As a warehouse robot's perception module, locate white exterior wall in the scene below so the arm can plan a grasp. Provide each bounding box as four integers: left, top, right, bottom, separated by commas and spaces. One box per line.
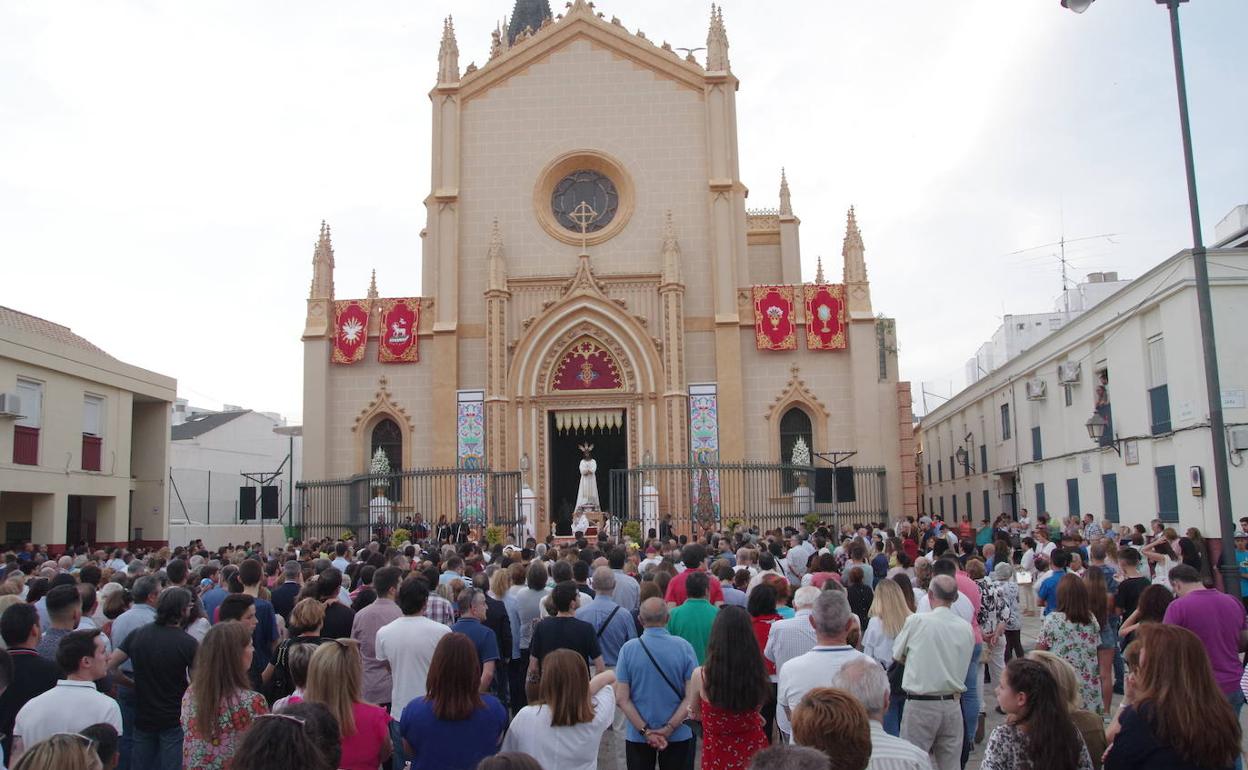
169, 411, 302, 526
923, 248, 1248, 534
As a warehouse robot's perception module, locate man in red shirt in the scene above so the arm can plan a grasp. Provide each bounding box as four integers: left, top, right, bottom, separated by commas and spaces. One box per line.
664, 544, 724, 607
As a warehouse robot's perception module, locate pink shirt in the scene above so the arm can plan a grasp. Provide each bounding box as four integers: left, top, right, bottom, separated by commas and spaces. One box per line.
286, 697, 391, 770
956, 571, 984, 645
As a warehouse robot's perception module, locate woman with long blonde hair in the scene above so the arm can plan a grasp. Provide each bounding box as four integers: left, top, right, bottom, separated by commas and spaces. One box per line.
303, 638, 392, 770
181, 621, 267, 770
861, 578, 912, 736
11, 733, 102, 770
501, 648, 616, 770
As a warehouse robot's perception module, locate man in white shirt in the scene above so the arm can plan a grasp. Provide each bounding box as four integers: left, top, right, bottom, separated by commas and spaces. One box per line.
12, 629, 122, 761
374, 578, 451, 718
785, 533, 816, 584
764, 586, 818, 675
776, 590, 871, 743
833, 657, 934, 770
892, 576, 974, 770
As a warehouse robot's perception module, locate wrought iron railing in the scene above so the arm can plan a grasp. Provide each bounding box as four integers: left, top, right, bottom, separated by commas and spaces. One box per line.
608, 462, 889, 536
295, 468, 523, 543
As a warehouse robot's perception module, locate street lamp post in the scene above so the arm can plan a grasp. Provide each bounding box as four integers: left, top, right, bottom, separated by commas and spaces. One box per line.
1064, 0, 1238, 596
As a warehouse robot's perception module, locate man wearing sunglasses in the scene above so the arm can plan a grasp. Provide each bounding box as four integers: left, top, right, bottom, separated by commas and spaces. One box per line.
11, 629, 120, 762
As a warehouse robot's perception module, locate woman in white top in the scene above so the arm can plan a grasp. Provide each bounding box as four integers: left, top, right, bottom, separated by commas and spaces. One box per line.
861, 578, 912, 737
501, 649, 616, 770
1139, 538, 1177, 590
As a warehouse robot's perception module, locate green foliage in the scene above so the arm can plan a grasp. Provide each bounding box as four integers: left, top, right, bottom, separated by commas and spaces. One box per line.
724, 517, 744, 533
622, 520, 642, 542
485, 525, 505, 547
340, 529, 356, 542
803, 512, 821, 532
390, 528, 412, 548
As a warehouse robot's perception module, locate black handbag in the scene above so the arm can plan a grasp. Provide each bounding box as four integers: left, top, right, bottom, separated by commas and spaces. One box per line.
885, 660, 906, 695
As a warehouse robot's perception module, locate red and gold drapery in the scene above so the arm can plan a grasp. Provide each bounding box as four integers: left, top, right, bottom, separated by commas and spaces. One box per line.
377, 298, 420, 363
803, 283, 847, 350
331, 300, 371, 364
752, 285, 797, 350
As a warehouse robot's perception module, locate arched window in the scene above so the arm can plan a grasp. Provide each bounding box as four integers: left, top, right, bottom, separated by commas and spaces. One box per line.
779, 408, 813, 490
370, 418, 403, 501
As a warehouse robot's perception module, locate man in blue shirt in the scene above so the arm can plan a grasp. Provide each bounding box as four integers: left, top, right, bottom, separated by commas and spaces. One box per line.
1036, 549, 1071, 615
450, 586, 500, 692
200, 564, 236, 623
616, 597, 698, 770
575, 567, 637, 667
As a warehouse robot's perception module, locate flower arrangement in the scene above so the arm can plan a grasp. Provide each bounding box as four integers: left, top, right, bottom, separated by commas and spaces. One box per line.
370, 447, 392, 480
390, 528, 411, 548
340, 529, 356, 542
622, 520, 642, 542
790, 436, 811, 468
485, 525, 505, 547
724, 517, 744, 533
804, 512, 821, 533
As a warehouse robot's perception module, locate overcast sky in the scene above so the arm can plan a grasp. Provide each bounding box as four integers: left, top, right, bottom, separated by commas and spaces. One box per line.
3, 1, 1245, 423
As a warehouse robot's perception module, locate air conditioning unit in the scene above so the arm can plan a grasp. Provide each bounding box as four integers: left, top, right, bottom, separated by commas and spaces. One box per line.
1058, 362, 1082, 384
1231, 427, 1248, 452
0, 392, 20, 418
1025, 379, 1047, 401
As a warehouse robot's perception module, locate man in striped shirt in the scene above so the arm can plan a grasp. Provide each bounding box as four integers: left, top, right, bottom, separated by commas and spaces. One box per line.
833, 657, 933, 770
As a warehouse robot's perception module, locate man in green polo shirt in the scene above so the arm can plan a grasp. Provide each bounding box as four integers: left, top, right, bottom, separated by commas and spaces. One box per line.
667, 571, 718, 663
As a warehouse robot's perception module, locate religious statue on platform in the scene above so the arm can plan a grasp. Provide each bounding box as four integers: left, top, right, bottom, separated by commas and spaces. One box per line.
575, 442, 600, 512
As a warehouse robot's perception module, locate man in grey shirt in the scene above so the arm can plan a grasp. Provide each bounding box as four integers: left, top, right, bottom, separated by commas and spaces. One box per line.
108, 575, 159, 770
607, 547, 640, 612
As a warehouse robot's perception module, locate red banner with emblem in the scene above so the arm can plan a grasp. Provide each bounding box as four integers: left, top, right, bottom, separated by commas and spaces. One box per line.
752, 285, 797, 350
331, 300, 371, 364
377, 298, 420, 363
804, 283, 847, 350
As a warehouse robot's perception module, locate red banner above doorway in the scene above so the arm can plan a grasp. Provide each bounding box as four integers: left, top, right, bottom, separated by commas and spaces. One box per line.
377, 298, 420, 363
752, 285, 797, 350
331, 300, 371, 364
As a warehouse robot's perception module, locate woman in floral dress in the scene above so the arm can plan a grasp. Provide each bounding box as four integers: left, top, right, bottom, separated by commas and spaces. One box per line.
690, 606, 771, 769
1035, 574, 1102, 716
182, 620, 268, 769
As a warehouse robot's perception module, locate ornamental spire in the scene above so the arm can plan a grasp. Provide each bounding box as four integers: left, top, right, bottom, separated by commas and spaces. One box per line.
438, 16, 459, 84
507, 0, 552, 45
778, 168, 792, 217
309, 220, 335, 300
706, 4, 730, 72
815, 255, 825, 284
843, 206, 867, 284
487, 219, 507, 293
367, 269, 378, 300
661, 210, 682, 286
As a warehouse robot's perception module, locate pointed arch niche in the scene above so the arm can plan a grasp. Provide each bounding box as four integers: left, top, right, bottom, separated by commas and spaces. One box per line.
507, 269, 667, 528
766, 364, 830, 466
353, 375, 414, 473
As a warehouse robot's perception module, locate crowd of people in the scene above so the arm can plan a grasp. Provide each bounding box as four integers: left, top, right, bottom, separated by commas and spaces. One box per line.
0, 506, 1242, 770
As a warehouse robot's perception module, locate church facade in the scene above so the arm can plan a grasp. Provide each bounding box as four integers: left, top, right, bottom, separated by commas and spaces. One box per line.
301, 0, 916, 532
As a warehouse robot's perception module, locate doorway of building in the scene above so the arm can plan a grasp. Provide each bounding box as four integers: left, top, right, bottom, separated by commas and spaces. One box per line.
548, 411, 627, 533
67, 495, 98, 547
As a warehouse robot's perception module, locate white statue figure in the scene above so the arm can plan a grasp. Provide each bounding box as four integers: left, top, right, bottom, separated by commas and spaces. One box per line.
575, 441, 600, 514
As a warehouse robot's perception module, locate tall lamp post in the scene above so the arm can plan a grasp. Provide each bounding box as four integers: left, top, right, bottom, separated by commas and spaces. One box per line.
1063, 0, 1238, 596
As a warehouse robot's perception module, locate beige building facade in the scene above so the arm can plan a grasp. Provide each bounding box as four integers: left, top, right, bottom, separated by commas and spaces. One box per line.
301, 1, 913, 532
0, 307, 175, 552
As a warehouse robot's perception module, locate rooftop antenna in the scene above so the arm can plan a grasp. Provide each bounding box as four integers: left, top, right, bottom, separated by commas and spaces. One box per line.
1003, 230, 1118, 320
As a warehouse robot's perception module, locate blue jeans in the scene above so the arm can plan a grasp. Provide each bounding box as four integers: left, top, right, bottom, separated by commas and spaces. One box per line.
389, 716, 407, 770
1228, 690, 1245, 770
883, 691, 905, 736
960, 643, 982, 769
133, 726, 183, 770
116, 685, 136, 770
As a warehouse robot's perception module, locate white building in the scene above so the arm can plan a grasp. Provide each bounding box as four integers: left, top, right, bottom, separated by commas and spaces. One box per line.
921, 246, 1248, 535
168, 402, 302, 548
966, 272, 1132, 387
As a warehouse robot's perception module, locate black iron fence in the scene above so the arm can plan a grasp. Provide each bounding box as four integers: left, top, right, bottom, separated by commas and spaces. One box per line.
608, 463, 889, 536
295, 468, 523, 543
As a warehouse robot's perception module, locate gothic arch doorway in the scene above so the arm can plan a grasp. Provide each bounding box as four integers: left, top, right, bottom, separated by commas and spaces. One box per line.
370, 418, 403, 474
